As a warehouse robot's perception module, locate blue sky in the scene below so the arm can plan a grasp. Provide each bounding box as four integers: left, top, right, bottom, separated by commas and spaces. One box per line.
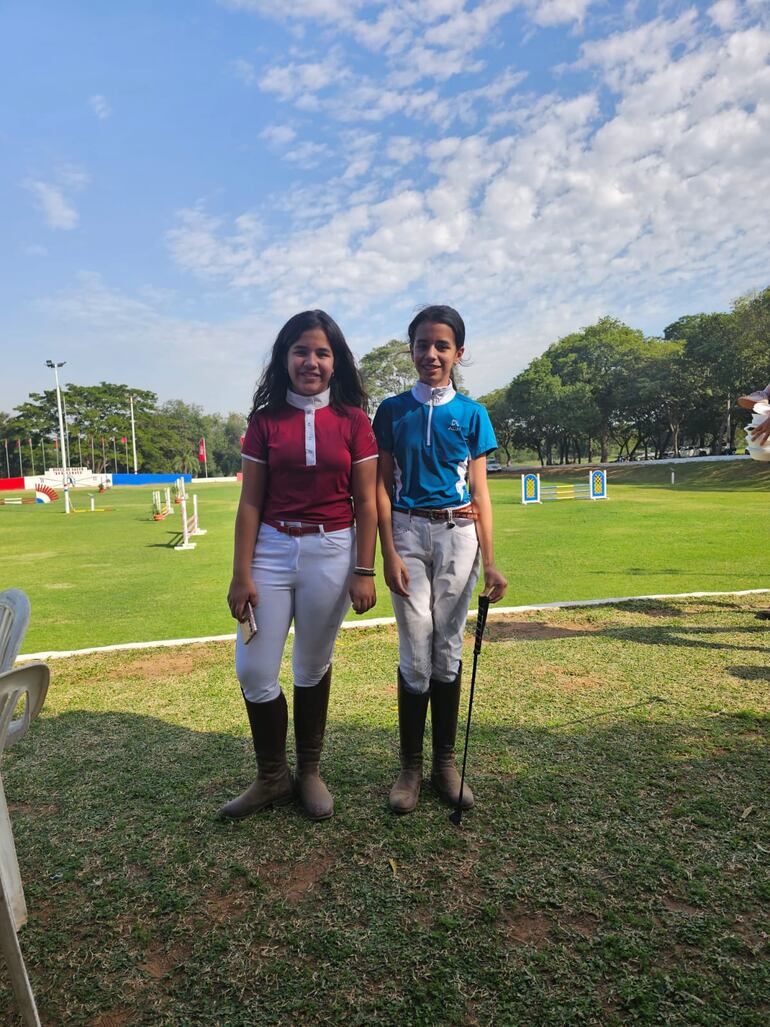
2, 0, 769, 416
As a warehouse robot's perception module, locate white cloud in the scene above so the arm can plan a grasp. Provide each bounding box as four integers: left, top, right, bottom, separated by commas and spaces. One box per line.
169, 8, 770, 395
260, 123, 298, 146
40, 271, 279, 412
232, 58, 258, 85
24, 181, 79, 230
259, 56, 342, 103
708, 0, 739, 31
283, 140, 332, 164
89, 94, 111, 120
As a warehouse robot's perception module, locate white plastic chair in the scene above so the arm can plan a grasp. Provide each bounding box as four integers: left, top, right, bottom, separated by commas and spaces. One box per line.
0, 626, 48, 1025
0, 589, 31, 673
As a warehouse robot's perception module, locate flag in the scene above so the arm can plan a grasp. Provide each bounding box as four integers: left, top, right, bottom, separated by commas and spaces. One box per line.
54, 438, 58, 449
15, 439, 20, 448
198, 437, 206, 462
121, 436, 127, 444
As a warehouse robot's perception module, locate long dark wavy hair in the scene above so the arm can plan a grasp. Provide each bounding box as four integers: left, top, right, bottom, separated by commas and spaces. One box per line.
249, 310, 368, 419
408, 305, 466, 388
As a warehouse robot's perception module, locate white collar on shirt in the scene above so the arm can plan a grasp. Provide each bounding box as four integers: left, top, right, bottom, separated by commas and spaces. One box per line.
411, 381, 456, 407
286, 387, 331, 411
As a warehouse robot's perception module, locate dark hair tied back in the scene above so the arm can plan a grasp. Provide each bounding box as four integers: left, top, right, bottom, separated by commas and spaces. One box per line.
249, 310, 368, 419
407, 305, 466, 351
408, 305, 466, 388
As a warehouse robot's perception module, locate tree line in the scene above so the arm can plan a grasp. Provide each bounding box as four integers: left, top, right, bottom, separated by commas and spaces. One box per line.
0, 383, 246, 477
479, 287, 770, 465
2, 286, 768, 476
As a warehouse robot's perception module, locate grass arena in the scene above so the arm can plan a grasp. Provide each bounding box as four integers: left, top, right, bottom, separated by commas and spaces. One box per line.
2, 459, 769, 1025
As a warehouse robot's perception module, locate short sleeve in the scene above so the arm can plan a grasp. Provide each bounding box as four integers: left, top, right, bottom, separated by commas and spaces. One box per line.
469, 405, 498, 458
372, 401, 394, 452
241, 414, 268, 463
350, 408, 378, 464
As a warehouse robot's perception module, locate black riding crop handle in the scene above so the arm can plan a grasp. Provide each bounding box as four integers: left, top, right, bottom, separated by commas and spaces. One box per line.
473, 594, 490, 653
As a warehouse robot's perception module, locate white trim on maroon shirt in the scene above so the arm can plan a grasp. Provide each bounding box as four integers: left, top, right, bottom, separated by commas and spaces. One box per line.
285, 386, 330, 467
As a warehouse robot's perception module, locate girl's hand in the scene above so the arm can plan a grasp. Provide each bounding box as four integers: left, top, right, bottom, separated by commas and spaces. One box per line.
384, 554, 410, 597
228, 576, 258, 621
482, 565, 508, 603
349, 575, 376, 615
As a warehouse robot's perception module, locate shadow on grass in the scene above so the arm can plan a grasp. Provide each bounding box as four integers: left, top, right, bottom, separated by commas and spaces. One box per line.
727, 665, 770, 683
2, 703, 769, 1026
487, 611, 769, 654
606, 461, 770, 492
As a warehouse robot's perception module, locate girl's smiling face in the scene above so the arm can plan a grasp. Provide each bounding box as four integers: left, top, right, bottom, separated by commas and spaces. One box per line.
285, 329, 335, 396
411, 321, 463, 388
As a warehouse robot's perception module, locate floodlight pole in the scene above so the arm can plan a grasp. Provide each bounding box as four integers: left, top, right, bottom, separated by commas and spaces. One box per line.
46, 360, 70, 513
129, 393, 138, 473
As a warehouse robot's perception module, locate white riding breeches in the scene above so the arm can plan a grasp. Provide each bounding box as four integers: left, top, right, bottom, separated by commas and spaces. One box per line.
235, 523, 355, 704
390, 511, 480, 695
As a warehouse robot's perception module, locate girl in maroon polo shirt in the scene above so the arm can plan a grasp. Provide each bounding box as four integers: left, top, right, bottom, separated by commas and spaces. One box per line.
219, 310, 378, 821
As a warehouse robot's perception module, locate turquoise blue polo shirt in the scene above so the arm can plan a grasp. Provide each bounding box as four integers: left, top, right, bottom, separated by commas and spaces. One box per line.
372, 383, 497, 510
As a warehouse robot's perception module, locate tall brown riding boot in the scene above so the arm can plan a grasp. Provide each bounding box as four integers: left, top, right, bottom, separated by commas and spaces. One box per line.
217, 692, 294, 819
389, 669, 430, 814
430, 665, 474, 810
294, 666, 334, 820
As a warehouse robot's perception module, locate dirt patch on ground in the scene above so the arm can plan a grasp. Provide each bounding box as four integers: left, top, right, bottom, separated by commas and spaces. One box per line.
261, 852, 337, 903
140, 943, 192, 980
661, 896, 700, 915
504, 911, 552, 945
203, 887, 250, 924
8, 801, 59, 815
530, 662, 605, 690
91, 1009, 133, 1027
486, 619, 599, 642
562, 914, 600, 938
103, 651, 205, 681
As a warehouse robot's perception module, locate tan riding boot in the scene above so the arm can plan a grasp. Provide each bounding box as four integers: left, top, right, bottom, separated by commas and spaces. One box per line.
217, 692, 294, 819
389, 669, 430, 814
294, 666, 334, 821
430, 665, 474, 810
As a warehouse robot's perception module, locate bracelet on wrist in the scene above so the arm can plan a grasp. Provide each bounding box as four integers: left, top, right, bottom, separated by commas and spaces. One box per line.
353, 567, 376, 577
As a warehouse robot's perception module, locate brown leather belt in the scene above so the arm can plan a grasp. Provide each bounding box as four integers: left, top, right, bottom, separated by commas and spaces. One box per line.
405, 505, 477, 522
266, 519, 324, 536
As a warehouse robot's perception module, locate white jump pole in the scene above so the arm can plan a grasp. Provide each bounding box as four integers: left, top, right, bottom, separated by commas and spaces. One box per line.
174, 497, 196, 550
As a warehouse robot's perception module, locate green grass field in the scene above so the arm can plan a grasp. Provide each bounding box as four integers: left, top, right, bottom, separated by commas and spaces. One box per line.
2, 599, 768, 1025
1, 460, 769, 652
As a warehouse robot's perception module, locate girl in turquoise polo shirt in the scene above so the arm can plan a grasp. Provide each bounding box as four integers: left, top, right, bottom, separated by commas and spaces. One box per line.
373, 305, 507, 815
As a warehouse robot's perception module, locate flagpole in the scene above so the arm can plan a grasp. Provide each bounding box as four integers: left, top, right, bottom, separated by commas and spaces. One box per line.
129, 394, 138, 473
16, 440, 22, 475
3, 439, 9, 477
28, 438, 35, 476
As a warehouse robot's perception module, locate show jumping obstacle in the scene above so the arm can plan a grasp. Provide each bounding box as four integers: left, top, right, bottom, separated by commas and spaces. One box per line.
174, 495, 207, 550
152, 488, 173, 521
521, 469, 608, 505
